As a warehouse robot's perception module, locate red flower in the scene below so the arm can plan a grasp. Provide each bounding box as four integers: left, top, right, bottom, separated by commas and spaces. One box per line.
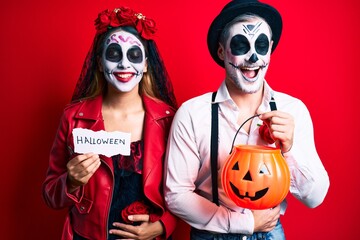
121, 201, 150, 224
95, 9, 112, 34
135, 16, 157, 40
259, 121, 276, 144
94, 7, 156, 39
115, 7, 136, 26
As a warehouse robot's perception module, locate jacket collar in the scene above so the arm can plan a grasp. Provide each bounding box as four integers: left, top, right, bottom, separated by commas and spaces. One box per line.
73, 96, 103, 121
143, 95, 175, 120
73, 94, 175, 121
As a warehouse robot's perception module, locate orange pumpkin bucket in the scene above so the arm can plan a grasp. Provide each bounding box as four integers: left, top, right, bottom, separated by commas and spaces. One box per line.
221, 115, 290, 210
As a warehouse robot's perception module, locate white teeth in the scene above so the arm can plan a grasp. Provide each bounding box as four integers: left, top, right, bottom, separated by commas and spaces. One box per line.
116, 73, 133, 78
241, 66, 260, 71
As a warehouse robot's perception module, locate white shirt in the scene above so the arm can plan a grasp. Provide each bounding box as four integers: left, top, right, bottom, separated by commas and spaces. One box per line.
164, 80, 329, 234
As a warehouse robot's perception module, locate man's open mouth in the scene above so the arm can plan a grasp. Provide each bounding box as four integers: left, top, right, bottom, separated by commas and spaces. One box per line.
240, 66, 260, 79
228, 62, 262, 81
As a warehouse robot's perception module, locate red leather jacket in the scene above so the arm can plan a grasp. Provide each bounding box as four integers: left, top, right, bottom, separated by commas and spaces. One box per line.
42, 95, 177, 240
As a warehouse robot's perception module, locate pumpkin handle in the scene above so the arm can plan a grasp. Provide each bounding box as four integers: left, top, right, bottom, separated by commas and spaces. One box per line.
229, 114, 260, 154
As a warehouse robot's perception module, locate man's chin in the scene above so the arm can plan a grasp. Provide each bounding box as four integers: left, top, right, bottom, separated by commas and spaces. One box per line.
238, 79, 263, 94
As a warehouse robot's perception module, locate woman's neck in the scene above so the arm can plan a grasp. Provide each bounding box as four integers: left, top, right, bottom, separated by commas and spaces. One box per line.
102, 85, 145, 140
103, 85, 143, 113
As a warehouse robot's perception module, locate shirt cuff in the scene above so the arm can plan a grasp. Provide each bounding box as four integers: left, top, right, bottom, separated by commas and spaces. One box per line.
228, 208, 254, 235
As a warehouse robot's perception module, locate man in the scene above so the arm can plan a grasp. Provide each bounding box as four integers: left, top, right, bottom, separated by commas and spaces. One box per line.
164, 0, 329, 239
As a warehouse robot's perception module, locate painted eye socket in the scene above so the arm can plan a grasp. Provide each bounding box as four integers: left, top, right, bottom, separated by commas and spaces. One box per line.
230, 34, 250, 56
105, 43, 122, 62
127, 46, 143, 63
259, 164, 270, 175
255, 33, 270, 55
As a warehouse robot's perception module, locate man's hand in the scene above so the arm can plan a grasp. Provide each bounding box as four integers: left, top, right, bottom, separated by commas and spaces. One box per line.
252, 205, 281, 232
259, 111, 294, 153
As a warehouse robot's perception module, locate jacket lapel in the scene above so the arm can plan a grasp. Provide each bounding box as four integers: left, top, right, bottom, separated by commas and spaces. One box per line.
142, 96, 174, 188
73, 96, 114, 170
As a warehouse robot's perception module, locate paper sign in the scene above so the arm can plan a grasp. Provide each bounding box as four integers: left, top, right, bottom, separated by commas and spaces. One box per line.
72, 128, 131, 157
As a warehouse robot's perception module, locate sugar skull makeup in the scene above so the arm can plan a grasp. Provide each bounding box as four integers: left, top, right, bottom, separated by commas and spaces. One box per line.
101, 29, 146, 93
221, 19, 273, 93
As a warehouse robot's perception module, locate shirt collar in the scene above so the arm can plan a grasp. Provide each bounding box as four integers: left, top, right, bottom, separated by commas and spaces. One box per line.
260, 80, 275, 112
216, 79, 275, 111
216, 80, 232, 103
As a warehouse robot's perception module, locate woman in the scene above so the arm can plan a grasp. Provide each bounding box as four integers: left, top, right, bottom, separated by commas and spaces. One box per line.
42, 7, 177, 240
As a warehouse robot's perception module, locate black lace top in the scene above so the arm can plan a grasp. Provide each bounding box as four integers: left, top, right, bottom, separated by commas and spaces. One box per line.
74, 140, 149, 240
108, 140, 149, 239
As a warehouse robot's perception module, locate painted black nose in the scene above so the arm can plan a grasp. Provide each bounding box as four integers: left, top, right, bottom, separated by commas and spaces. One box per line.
249, 53, 258, 63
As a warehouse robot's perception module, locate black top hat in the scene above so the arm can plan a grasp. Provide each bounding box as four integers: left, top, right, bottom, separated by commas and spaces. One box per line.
207, 0, 282, 67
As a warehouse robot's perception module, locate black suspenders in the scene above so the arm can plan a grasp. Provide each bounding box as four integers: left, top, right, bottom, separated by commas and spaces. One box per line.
269, 96, 277, 111
210, 92, 277, 205
210, 92, 219, 205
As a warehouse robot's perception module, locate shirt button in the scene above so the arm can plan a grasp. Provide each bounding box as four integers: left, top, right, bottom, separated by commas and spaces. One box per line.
79, 206, 85, 211
165, 110, 170, 114
79, 112, 84, 116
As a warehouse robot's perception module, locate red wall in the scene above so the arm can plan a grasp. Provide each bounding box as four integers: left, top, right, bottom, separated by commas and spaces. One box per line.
1, 0, 359, 239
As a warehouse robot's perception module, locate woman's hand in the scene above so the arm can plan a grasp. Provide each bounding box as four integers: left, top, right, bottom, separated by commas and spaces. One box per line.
259, 111, 294, 153
109, 214, 164, 240
66, 153, 101, 192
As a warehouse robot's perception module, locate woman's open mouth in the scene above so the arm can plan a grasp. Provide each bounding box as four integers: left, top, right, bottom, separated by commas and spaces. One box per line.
114, 72, 135, 83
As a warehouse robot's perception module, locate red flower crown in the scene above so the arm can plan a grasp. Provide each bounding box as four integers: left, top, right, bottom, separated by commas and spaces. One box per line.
94, 7, 157, 40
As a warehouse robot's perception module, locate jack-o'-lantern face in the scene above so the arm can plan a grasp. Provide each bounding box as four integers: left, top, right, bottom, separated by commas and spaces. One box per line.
229, 160, 270, 201
222, 145, 290, 209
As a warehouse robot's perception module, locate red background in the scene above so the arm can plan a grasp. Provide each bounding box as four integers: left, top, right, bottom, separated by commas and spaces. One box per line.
1, 0, 359, 239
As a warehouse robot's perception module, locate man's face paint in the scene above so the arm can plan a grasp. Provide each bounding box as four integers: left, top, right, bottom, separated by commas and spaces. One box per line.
222, 19, 273, 93
101, 30, 146, 93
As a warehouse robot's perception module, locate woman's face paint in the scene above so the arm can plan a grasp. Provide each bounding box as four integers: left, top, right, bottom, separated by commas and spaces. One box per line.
101, 30, 146, 93
223, 19, 273, 93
